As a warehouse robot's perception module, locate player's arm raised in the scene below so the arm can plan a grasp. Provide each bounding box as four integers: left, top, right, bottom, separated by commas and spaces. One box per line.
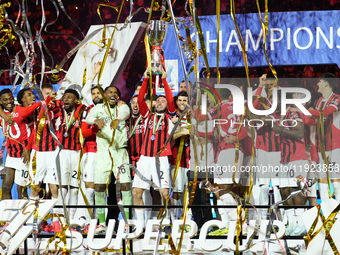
137, 72, 150, 117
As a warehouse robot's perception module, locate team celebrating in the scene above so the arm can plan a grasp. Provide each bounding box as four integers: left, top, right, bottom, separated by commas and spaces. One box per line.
0, 60, 339, 237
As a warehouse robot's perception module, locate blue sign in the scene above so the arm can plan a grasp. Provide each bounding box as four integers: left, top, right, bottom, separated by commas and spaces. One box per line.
162, 11, 340, 84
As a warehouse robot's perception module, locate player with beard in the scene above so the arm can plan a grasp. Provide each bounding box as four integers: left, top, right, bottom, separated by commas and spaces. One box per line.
52, 89, 85, 228
77, 62, 103, 228
81, 61, 102, 106
169, 91, 190, 222
128, 95, 157, 223
86, 85, 131, 234
25, 84, 63, 232
0, 88, 49, 200
78, 85, 103, 231
127, 95, 145, 167
308, 73, 340, 205
267, 90, 315, 236
251, 74, 282, 220
132, 69, 176, 229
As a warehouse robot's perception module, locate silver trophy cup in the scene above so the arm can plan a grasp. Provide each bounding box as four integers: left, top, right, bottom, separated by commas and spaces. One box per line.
147, 20, 169, 74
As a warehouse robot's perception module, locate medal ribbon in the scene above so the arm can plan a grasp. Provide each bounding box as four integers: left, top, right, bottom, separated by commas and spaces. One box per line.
129, 115, 142, 138
152, 114, 164, 136
317, 92, 334, 110
64, 109, 75, 133
279, 106, 292, 126
103, 104, 118, 119
180, 118, 188, 126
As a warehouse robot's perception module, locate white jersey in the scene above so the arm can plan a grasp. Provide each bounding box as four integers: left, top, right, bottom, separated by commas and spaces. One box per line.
86, 103, 130, 150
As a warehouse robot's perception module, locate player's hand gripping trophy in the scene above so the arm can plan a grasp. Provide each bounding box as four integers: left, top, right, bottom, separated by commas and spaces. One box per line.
146, 20, 169, 90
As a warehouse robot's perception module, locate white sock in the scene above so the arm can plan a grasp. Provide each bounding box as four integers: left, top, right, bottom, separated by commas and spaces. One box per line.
221, 193, 238, 221
332, 182, 340, 201
247, 194, 255, 221
259, 185, 269, 220
187, 209, 192, 221
61, 188, 68, 199
295, 208, 306, 228
273, 186, 284, 218
52, 197, 60, 223
30, 195, 39, 201
85, 188, 95, 205
57, 187, 68, 221
85, 187, 95, 219
68, 188, 79, 220
143, 189, 152, 221
259, 185, 270, 205
319, 182, 330, 202
170, 198, 180, 222
217, 199, 230, 228
285, 209, 296, 229
135, 209, 145, 228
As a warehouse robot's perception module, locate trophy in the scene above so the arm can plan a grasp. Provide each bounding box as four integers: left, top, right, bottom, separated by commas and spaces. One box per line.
147, 20, 169, 89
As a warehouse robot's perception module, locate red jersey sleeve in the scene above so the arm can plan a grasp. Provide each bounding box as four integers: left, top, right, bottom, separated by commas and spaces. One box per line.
252, 86, 264, 110
16, 102, 41, 118
138, 78, 150, 118
81, 121, 99, 138
309, 107, 337, 118
194, 105, 218, 122
304, 115, 317, 126
237, 126, 248, 140
162, 78, 176, 116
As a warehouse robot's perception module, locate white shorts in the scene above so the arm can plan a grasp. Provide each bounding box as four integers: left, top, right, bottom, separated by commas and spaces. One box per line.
170, 165, 189, 193
5, 156, 30, 186
94, 147, 131, 184
29, 149, 58, 185
81, 152, 95, 183
133, 155, 170, 190
256, 150, 281, 186
279, 160, 309, 188
56, 149, 81, 187
214, 149, 243, 185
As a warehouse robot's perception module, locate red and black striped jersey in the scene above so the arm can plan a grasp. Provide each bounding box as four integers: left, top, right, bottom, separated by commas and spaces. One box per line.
0, 103, 40, 157
280, 110, 308, 163
256, 111, 281, 153
194, 100, 230, 122
313, 93, 340, 152
171, 135, 190, 168
170, 111, 190, 168
215, 101, 247, 153
81, 104, 98, 154
56, 105, 84, 151
138, 74, 176, 157
140, 112, 175, 157
32, 100, 62, 152
126, 114, 146, 162
252, 87, 280, 152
